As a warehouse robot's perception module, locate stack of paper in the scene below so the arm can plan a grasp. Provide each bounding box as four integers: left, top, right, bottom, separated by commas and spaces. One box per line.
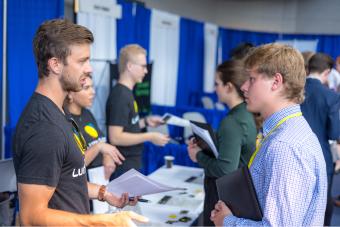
162, 113, 190, 127
107, 169, 183, 197
190, 122, 218, 158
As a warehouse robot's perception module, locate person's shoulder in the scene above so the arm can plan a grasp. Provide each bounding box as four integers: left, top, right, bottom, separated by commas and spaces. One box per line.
15, 120, 67, 150
273, 116, 315, 149
108, 84, 132, 101
82, 108, 94, 118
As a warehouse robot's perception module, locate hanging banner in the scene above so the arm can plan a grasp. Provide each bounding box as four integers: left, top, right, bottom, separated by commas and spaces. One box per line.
78, 0, 122, 18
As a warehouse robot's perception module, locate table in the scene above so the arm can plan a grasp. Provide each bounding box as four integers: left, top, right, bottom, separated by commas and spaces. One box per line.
137, 165, 204, 226
91, 165, 205, 226
142, 142, 198, 175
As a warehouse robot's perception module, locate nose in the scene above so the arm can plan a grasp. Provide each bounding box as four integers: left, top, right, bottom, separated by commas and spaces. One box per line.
241, 80, 249, 93
86, 61, 93, 74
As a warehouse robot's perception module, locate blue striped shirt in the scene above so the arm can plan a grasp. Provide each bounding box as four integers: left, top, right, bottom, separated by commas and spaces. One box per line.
224, 105, 327, 226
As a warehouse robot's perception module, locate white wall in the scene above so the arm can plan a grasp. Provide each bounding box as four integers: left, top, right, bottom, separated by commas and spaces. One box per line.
142, 0, 340, 34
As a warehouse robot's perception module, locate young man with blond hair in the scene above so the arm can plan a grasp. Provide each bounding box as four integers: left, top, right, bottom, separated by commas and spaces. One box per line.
106, 44, 169, 179
211, 43, 327, 226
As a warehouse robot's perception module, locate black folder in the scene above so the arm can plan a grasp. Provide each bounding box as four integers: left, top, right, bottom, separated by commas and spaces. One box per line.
215, 166, 263, 221
190, 121, 218, 158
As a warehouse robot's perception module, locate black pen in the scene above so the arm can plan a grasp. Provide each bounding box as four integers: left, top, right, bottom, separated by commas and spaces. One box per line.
128, 197, 150, 203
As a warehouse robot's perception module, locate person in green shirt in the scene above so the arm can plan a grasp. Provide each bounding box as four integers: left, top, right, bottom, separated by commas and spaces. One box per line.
187, 59, 257, 226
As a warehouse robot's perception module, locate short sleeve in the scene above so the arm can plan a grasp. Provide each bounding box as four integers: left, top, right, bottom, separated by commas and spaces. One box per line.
16, 122, 67, 187
106, 91, 130, 127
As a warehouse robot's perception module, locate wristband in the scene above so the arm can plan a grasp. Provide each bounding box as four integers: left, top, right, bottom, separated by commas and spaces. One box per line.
144, 117, 149, 127
98, 185, 106, 202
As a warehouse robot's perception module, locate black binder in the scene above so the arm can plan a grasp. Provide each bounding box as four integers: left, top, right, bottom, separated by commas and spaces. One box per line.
190, 121, 218, 158
215, 166, 263, 221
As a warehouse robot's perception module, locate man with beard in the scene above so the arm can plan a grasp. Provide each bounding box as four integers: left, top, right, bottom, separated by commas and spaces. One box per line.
12, 19, 147, 226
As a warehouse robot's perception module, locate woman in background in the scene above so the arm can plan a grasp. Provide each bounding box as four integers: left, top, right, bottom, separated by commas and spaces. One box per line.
187, 60, 257, 226
65, 77, 125, 179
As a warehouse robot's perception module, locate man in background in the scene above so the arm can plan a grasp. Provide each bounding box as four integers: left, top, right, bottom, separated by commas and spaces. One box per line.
301, 53, 340, 225
106, 44, 169, 179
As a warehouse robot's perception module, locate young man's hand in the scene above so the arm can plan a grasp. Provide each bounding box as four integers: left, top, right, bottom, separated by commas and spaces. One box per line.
210, 200, 232, 226
149, 132, 170, 146
145, 115, 164, 127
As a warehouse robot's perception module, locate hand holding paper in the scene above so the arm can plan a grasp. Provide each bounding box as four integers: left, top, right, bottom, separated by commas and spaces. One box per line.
190, 122, 218, 158
161, 113, 190, 127
106, 169, 184, 197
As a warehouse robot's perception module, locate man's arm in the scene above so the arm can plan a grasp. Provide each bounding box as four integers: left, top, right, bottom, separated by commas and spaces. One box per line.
18, 183, 147, 226
108, 125, 169, 146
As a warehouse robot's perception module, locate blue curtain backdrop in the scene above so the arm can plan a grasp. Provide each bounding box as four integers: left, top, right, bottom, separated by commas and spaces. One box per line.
116, 1, 151, 61
176, 18, 204, 107
281, 34, 340, 60
220, 27, 340, 61
116, 0, 135, 58
6, 0, 64, 158
220, 27, 278, 61
134, 4, 151, 61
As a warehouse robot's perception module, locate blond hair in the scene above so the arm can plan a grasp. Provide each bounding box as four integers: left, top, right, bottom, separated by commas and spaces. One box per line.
244, 43, 306, 103
118, 44, 147, 74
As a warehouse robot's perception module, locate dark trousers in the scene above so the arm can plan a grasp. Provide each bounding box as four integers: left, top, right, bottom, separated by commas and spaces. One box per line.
203, 176, 219, 226
324, 172, 334, 226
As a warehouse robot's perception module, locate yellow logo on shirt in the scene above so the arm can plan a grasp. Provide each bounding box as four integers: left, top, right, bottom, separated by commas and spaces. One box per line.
73, 133, 85, 155
134, 100, 138, 113
84, 123, 98, 139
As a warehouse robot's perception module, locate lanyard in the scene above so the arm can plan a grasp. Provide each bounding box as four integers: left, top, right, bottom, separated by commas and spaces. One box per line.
248, 112, 302, 168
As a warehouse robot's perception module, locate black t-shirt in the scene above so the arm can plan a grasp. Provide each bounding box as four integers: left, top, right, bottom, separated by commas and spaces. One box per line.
13, 93, 90, 214
71, 108, 106, 168
106, 83, 143, 159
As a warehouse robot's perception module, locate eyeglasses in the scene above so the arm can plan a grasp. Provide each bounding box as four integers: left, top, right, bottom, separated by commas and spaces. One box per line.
69, 117, 87, 154
132, 62, 147, 69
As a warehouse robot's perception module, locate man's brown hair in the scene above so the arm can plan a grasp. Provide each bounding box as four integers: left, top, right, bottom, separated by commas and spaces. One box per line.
308, 53, 334, 74
33, 19, 94, 78
118, 44, 147, 74
244, 43, 306, 103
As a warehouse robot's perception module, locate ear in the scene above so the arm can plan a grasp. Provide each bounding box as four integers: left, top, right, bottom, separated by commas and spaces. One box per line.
323, 68, 331, 77
225, 82, 234, 92
271, 73, 284, 91
67, 93, 73, 103
126, 61, 134, 72
47, 57, 63, 75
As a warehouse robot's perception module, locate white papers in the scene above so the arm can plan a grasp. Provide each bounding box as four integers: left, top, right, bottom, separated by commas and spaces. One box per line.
162, 113, 190, 127
107, 169, 182, 197
190, 123, 218, 158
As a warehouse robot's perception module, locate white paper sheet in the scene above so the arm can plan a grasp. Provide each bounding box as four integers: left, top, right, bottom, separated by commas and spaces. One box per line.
162, 113, 190, 127
107, 169, 182, 197
190, 123, 218, 158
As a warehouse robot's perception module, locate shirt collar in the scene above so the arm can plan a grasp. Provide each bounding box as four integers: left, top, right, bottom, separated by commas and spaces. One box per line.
262, 104, 301, 137
307, 74, 323, 82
